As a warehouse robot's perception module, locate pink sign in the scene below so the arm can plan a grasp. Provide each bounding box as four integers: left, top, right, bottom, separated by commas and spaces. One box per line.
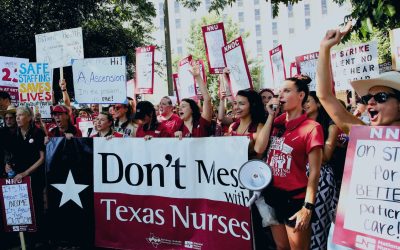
202, 22, 227, 74
172, 73, 180, 105
135, 46, 155, 94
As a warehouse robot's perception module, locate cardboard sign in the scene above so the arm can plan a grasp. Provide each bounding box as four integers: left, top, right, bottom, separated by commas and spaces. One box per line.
172, 73, 180, 104
93, 137, 251, 250
0, 56, 29, 106
177, 55, 197, 100
18, 62, 53, 106
35, 27, 84, 69
72, 57, 127, 104
135, 46, 155, 94
222, 37, 253, 97
295, 52, 319, 91
289, 61, 298, 78
202, 22, 227, 74
269, 45, 287, 90
0, 177, 36, 232
331, 41, 379, 91
390, 28, 400, 71
333, 126, 400, 249
76, 117, 95, 137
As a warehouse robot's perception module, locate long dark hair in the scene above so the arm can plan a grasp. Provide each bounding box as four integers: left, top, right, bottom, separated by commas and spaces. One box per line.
236, 89, 266, 124
287, 75, 311, 105
136, 101, 159, 131
309, 91, 331, 141
181, 98, 201, 125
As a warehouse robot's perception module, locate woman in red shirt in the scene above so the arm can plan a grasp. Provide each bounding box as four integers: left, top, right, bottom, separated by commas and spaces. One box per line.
91, 112, 123, 138
135, 101, 171, 139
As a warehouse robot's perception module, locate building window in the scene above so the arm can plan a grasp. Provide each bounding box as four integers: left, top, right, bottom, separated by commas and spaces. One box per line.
158, 3, 164, 15
321, 0, 328, 15
174, 1, 180, 13
256, 24, 261, 36
177, 46, 183, 55
272, 22, 278, 35
237, 0, 243, 7
254, 0, 260, 4
255, 9, 260, 21
288, 4, 293, 18
160, 18, 164, 29
305, 18, 311, 29
175, 19, 181, 29
238, 12, 244, 22
257, 40, 262, 54
304, 4, 310, 16
273, 40, 279, 48
289, 27, 295, 34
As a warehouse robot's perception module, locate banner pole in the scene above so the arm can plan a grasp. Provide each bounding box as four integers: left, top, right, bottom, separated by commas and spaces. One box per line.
19, 232, 26, 250
60, 67, 64, 80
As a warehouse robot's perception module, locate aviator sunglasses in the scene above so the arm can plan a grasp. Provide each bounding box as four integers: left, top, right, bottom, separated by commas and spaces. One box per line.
360, 92, 398, 105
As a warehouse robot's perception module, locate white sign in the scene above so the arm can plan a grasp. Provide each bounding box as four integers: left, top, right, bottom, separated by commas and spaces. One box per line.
72, 57, 127, 104
390, 28, 400, 71
202, 23, 227, 74
2, 183, 32, 225
135, 46, 155, 94
331, 41, 379, 91
269, 45, 287, 90
177, 55, 196, 99
0, 56, 29, 88
35, 27, 84, 68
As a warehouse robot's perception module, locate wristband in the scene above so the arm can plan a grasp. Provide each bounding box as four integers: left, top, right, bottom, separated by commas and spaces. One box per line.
303, 202, 315, 210
62, 89, 67, 92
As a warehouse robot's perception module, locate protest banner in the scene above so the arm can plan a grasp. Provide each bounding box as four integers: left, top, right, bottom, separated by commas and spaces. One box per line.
295, 52, 319, 91
269, 45, 287, 89
0, 56, 29, 106
135, 46, 155, 94
390, 28, 400, 71
76, 117, 95, 137
0, 177, 36, 232
126, 79, 135, 99
35, 27, 84, 69
172, 73, 180, 104
222, 37, 253, 98
289, 61, 298, 78
177, 55, 197, 100
194, 59, 207, 100
18, 62, 53, 106
331, 41, 379, 91
72, 56, 127, 104
333, 126, 400, 249
93, 137, 251, 250
202, 22, 227, 74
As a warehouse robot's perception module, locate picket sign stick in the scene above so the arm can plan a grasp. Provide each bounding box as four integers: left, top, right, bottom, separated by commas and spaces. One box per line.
60, 67, 64, 80
351, 88, 356, 109
19, 232, 26, 250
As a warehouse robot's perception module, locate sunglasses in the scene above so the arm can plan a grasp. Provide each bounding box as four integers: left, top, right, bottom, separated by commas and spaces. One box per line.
360, 92, 398, 105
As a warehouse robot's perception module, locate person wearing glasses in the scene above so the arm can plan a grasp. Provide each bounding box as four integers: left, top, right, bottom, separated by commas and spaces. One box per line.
113, 103, 137, 137
158, 96, 182, 135
316, 23, 400, 132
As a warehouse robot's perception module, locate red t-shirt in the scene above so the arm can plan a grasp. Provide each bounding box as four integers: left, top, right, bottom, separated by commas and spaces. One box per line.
136, 123, 171, 138
265, 113, 324, 197
159, 114, 183, 135
181, 117, 211, 137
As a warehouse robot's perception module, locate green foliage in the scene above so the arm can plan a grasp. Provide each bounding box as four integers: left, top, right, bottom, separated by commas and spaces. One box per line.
0, 0, 156, 78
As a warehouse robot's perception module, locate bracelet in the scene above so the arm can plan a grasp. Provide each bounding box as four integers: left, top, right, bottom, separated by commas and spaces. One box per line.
62, 89, 67, 92
303, 202, 315, 210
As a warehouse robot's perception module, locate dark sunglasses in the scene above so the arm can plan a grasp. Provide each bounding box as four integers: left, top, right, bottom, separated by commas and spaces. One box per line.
361, 92, 398, 105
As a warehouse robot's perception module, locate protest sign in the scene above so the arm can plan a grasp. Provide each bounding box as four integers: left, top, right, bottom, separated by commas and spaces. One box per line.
172, 73, 180, 104
18, 62, 53, 106
333, 126, 400, 249
222, 37, 253, 97
33, 104, 52, 122
35, 27, 84, 69
72, 57, 127, 104
76, 117, 95, 137
202, 22, 227, 74
0, 177, 36, 232
331, 41, 379, 91
289, 61, 298, 78
195, 59, 207, 100
135, 46, 155, 94
295, 52, 319, 91
379, 62, 392, 74
93, 137, 251, 250
0, 56, 29, 106
126, 79, 135, 99
390, 28, 400, 71
269, 45, 287, 89
177, 55, 197, 100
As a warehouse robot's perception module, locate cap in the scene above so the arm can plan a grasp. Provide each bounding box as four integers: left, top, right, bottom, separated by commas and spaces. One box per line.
134, 101, 154, 120
51, 105, 69, 114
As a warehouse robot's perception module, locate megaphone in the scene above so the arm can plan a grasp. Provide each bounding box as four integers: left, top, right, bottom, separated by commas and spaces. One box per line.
238, 160, 272, 207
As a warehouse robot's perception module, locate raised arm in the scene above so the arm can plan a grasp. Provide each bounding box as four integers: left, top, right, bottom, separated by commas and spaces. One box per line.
190, 61, 212, 122
316, 23, 363, 134
59, 79, 71, 107
254, 97, 279, 154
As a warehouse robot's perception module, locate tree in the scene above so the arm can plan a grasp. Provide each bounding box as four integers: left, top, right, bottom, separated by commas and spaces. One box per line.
178, 0, 400, 40
0, 0, 156, 79
172, 13, 263, 102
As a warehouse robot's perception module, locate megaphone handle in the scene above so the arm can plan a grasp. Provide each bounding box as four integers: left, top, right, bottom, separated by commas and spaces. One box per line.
247, 191, 261, 208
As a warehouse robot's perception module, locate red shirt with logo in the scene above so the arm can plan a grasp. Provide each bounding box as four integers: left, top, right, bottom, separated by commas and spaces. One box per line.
265, 113, 324, 198
159, 114, 183, 135
181, 117, 211, 137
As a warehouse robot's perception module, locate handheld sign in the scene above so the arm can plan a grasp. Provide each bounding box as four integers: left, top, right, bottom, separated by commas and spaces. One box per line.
289, 61, 298, 78
35, 27, 84, 69
331, 41, 379, 91
269, 45, 287, 89
18, 62, 53, 106
202, 22, 227, 74
177, 55, 197, 100
172, 73, 180, 104
333, 126, 400, 249
0, 56, 29, 106
389, 28, 400, 71
0, 177, 36, 232
222, 37, 253, 97
135, 46, 155, 94
76, 117, 94, 137
295, 52, 319, 91
72, 56, 127, 104
126, 79, 135, 99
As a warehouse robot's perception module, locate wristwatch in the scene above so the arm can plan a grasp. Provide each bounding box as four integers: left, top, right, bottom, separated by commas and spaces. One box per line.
303, 202, 315, 210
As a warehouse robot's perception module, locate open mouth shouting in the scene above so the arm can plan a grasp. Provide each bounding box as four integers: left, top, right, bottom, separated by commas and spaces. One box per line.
368, 108, 379, 122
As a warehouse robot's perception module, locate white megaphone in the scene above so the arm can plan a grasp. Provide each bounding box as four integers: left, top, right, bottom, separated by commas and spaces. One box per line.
238, 160, 272, 208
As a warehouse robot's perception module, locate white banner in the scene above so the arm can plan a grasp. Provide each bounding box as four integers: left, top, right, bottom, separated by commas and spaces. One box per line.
72, 57, 127, 104
35, 27, 84, 68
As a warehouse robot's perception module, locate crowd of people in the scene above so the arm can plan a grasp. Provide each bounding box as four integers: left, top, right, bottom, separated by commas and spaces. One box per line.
1, 25, 400, 250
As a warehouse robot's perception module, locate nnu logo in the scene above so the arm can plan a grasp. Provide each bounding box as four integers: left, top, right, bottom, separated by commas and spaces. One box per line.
355, 235, 376, 250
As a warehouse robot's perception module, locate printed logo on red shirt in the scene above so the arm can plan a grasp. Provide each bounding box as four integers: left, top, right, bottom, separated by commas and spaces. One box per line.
268, 136, 294, 177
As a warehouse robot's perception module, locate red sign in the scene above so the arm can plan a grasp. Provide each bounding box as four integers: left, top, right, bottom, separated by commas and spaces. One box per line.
202, 22, 227, 74
172, 73, 180, 105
